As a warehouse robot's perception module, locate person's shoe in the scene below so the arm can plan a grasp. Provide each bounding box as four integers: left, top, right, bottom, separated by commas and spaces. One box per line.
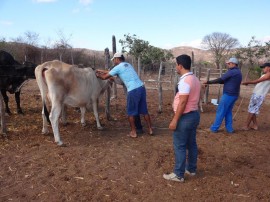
205, 128, 217, 133
226, 130, 235, 134
185, 170, 196, 176
163, 173, 184, 183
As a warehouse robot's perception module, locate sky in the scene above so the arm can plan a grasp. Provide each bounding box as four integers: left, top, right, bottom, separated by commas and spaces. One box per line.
0, 0, 270, 51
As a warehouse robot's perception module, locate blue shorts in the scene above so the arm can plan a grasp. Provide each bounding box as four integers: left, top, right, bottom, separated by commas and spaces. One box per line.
127, 86, 148, 116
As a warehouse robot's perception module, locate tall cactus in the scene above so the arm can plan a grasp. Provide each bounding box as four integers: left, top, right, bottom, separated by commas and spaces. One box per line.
104, 48, 110, 70
111, 35, 118, 104
112, 35, 116, 54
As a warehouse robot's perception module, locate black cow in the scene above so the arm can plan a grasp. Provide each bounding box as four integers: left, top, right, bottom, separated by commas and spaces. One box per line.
0, 50, 36, 114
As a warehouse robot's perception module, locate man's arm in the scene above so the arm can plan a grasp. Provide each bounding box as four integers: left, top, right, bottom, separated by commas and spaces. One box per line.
169, 94, 189, 130
242, 73, 270, 85
96, 69, 109, 74
203, 78, 224, 85
96, 69, 112, 80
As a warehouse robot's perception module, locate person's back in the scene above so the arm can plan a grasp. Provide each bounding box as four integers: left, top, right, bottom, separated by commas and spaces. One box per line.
109, 62, 143, 92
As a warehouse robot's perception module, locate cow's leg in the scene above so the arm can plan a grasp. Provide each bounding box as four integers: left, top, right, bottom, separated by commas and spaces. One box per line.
61, 104, 67, 126
1, 90, 11, 114
41, 102, 50, 135
15, 91, 23, 114
49, 102, 63, 146
80, 107, 86, 127
92, 100, 103, 130
0, 94, 7, 134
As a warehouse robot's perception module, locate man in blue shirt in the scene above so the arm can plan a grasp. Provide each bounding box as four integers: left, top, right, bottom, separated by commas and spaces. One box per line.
96, 53, 153, 138
204, 57, 242, 133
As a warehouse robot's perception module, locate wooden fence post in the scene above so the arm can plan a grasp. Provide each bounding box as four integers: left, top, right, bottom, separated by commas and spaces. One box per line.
137, 56, 141, 79
158, 62, 163, 113
111, 35, 117, 100
204, 68, 211, 103
217, 66, 223, 103
104, 48, 111, 120
173, 71, 178, 96
198, 66, 202, 80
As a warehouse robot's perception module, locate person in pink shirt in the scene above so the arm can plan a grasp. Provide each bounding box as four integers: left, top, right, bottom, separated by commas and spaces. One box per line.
163, 54, 201, 183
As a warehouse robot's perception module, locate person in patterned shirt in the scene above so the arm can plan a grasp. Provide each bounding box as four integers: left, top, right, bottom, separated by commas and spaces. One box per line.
242, 63, 270, 130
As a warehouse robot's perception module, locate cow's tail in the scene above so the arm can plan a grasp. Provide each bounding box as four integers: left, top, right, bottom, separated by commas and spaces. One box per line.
35, 63, 51, 124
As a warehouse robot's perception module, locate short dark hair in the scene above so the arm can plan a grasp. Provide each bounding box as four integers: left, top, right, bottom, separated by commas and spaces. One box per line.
119, 55, 125, 62
176, 54, 191, 70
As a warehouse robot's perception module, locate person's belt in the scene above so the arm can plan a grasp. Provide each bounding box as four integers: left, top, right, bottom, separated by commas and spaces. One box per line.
184, 110, 198, 114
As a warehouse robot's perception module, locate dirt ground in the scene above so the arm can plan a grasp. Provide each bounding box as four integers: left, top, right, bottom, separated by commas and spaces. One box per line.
0, 80, 270, 202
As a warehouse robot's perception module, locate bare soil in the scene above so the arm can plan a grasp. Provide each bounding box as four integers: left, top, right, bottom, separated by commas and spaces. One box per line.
0, 80, 270, 201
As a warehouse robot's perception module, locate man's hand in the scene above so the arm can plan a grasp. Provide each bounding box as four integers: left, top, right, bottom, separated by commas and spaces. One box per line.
96, 69, 109, 74
95, 71, 102, 78
109, 77, 115, 82
202, 81, 208, 85
242, 81, 249, 85
169, 119, 177, 131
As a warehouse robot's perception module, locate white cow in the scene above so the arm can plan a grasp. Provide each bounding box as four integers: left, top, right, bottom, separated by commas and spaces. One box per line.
35, 60, 112, 146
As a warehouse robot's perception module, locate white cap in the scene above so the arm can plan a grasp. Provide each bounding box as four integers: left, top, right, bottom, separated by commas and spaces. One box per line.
111, 52, 123, 61
226, 57, 238, 64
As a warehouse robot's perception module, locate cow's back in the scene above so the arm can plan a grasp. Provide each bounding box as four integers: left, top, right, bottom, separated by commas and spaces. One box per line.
39, 61, 99, 107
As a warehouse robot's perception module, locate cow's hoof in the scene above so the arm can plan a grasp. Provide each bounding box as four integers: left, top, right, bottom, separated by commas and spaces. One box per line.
2, 133, 8, 139
81, 123, 87, 127
57, 141, 66, 147
5, 111, 11, 116
97, 126, 104, 130
42, 130, 50, 135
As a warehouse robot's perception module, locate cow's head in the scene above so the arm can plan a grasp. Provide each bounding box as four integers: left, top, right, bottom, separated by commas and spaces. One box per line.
22, 61, 37, 79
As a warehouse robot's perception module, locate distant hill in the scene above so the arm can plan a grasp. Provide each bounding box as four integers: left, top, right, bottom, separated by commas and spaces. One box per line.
169, 46, 213, 63
1, 42, 214, 65
75, 46, 214, 64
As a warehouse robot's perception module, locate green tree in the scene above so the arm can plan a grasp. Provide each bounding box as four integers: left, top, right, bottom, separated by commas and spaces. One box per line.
235, 36, 263, 66
235, 36, 270, 79
0, 37, 7, 50
119, 34, 173, 71
119, 33, 149, 59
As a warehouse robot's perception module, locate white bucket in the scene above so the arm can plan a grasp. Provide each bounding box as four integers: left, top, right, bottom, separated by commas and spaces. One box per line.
211, 99, 218, 105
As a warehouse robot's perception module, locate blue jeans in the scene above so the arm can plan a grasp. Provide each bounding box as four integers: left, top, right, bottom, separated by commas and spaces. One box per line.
210, 93, 238, 133
173, 111, 200, 178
